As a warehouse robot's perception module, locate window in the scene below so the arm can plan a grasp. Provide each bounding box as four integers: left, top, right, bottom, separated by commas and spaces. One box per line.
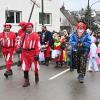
5, 10, 22, 23
39, 13, 52, 25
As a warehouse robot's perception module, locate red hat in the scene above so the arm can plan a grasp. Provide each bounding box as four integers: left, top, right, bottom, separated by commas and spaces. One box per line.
3, 24, 12, 28
25, 22, 33, 28
76, 22, 86, 30
18, 21, 27, 27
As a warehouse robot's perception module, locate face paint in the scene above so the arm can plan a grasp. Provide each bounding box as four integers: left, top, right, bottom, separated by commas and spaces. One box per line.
76, 22, 86, 37
77, 29, 84, 33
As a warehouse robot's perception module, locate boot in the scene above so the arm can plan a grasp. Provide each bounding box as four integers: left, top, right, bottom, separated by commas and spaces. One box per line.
60, 62, 63, 67
45, 57, 50, 66
23, 79, 30, 87
23, 71, 30, 87
78, 73, 84, 83
17, 60, 22, 67
8, 69, 13, 76
55, 62, 59, 67
45, 61, 49, 66
4, 70, 13, 78
4, 71, 8, 78
35, 73, 39, 84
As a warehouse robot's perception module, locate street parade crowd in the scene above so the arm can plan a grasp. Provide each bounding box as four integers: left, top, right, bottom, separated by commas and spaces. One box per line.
0, 21, 100, 87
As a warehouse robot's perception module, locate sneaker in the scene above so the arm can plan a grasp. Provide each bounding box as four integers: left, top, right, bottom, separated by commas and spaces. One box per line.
94, 70, 99, 72
87, 70, 93, 72
78, 74, 84, 83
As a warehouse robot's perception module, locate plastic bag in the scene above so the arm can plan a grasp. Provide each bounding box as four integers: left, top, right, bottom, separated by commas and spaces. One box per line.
39, 52, 45, 61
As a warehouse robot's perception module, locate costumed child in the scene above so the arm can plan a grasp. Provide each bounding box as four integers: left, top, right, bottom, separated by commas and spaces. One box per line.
51, 33, 61, 67
88, 37, 99, 72
60, 35, 67, 66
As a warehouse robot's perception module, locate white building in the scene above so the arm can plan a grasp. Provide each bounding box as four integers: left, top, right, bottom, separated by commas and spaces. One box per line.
0, 0, 60, 32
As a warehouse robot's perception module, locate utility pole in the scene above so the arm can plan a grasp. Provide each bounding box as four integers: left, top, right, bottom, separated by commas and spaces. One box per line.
87, 0, 90, 28
41, 0, 44, 25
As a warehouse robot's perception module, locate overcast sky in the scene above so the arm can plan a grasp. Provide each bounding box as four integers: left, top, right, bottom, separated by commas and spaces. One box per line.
59, 0, 100, 11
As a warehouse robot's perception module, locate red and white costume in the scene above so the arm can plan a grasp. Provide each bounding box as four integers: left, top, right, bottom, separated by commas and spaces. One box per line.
17, 21, 26, 37
17, 31, 40, 74
16, 22, 26, 64
16, 22, 26, 48
0, 31, 16, 71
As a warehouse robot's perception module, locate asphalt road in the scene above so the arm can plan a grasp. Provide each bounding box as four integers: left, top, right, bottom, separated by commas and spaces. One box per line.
0, 63, 100, 100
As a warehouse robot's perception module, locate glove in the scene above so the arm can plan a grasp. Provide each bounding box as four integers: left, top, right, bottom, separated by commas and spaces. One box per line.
34, 55, 39, 61
17, 48, 22, 54
77, 42, 83, 48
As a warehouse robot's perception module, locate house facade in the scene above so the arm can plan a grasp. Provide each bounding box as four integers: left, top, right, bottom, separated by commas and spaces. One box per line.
0, 0, 60, 32
60, 5, 77, 33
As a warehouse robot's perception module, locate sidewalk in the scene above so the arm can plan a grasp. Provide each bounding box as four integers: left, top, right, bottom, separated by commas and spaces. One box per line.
0, 53, 18, 70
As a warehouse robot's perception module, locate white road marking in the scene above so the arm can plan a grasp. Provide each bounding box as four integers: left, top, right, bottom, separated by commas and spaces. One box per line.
49, 68, 70, 80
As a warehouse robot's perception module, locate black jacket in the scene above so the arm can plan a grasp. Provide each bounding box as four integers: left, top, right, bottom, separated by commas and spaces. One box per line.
40, 31, 53, 46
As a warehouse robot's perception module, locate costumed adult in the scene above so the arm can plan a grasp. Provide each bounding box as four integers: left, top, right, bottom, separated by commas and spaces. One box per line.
40, 26, 53, 66
16, 21, 26, 66
16, 22, 40, 87
69, 21, 91, 83
0, 24, 16, 78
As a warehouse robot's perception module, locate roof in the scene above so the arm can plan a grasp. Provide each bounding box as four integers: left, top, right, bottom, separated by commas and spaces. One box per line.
60, 6, 77, 26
